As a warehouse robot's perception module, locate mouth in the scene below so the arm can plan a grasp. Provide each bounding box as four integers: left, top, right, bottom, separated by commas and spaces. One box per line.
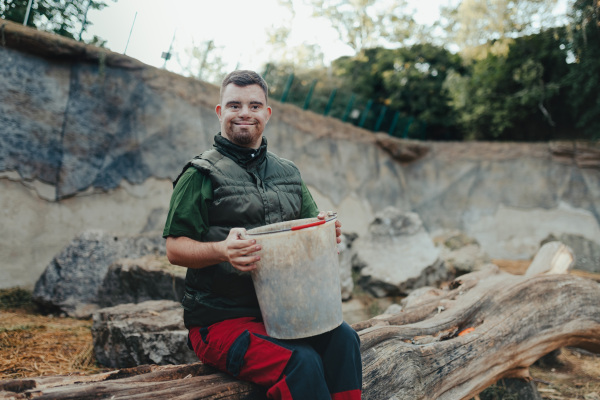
234, 120, 255, 126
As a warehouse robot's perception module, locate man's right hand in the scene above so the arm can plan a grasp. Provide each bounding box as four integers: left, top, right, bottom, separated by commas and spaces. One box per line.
165, 230, 260, 271
222, 228, 261, 272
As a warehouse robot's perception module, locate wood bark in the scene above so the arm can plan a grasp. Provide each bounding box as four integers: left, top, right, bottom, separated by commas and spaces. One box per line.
1, 244, 599, 400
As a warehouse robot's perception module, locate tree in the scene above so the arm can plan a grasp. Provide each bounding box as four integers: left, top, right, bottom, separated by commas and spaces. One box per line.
176, 40, 228, 85
564, 0, 600, 139
440, 0, 562, 59
444, 28, 572, 140
0, 0, 115, 43
331, 45, 465, 139
305, 0, 416, 53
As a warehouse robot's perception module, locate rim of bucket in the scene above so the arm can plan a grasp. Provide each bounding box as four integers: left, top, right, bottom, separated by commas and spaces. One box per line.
246, 214, 337, 236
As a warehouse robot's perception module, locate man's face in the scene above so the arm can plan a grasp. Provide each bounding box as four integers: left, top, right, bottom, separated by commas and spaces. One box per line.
216, 83, 272, 149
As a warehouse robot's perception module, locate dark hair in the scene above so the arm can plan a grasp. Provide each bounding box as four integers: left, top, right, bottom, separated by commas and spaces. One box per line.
220, 70, 269, 103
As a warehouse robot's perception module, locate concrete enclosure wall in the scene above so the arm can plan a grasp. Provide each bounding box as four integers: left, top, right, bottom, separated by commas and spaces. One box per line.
1, 21, 599, 288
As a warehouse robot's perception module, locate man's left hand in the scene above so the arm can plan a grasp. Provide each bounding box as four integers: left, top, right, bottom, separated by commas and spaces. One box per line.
317, 211, 342, 244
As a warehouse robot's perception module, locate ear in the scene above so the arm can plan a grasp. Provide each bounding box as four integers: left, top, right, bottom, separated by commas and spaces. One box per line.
265, 106, 272, 123
215, 104, 222, 120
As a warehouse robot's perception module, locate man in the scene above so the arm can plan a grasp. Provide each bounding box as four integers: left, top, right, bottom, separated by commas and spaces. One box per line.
163, 70, 362, 399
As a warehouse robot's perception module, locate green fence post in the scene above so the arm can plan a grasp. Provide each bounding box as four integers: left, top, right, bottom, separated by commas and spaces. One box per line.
280, 73, 294, 103
303, 80, 317, 110
403, 116, 414, 138
262, 63, 271, 78
358, 99, 373, 128
389, 111, 400, 136
342, 94, 356, 122
324, 89, 337, 116
374, 106, 388, 132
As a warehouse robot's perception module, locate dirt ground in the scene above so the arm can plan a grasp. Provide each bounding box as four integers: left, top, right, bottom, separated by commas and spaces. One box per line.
1, 274, 599, 399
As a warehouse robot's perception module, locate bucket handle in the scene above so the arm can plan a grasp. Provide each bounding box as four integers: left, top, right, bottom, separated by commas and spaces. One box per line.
245, 214, 337, 236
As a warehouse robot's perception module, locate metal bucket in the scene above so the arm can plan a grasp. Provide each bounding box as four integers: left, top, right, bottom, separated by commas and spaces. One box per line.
246, 216, 343, 339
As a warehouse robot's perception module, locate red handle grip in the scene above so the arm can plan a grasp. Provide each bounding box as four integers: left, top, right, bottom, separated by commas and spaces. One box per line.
290, 220, 326, 231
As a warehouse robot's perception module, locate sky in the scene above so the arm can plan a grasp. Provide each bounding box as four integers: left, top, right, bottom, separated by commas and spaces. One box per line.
84, 0, 458, 75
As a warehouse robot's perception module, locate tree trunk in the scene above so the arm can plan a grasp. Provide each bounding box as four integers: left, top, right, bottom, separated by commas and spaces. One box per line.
1, 244, 599, 400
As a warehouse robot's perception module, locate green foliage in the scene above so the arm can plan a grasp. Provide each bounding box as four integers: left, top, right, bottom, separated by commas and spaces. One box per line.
564, 0, 600, 139
332, 45, 465, 139
0, 0, 115, 43
444, 28, 574, 140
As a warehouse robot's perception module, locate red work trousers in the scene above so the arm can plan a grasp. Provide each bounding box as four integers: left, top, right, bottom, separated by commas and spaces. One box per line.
188, 317, 362, 400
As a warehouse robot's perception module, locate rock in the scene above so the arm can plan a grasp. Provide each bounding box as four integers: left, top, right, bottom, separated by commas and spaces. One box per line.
434, 230, 491, 275
353, 208, 449, 297
92, 300, 197, 368
541, 233, 600, 273
97, 255, 186, 308
373, 133, 430, 163
338, 233, 358, 300
341, 298, 372, 325
33, 230, 166, 318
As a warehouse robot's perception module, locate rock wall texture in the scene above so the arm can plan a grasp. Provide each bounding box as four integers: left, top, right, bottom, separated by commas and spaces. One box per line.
1, 20, 599, 288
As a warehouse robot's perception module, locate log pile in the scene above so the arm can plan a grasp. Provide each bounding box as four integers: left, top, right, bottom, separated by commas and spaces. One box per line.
1, 242, 599, 400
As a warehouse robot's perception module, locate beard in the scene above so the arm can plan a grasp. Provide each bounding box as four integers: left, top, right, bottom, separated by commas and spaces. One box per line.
225, 122, 261, 147
229, 129, 255, 146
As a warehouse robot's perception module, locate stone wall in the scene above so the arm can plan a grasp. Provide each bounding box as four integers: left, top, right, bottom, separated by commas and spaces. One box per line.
1, 20, 599, 288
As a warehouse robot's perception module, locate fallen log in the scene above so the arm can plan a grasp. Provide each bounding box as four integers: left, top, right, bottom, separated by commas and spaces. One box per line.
1, 243, 599, 400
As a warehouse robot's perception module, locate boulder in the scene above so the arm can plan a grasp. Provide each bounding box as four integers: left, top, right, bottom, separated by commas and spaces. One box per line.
352, 208, 449, 297
33, 230, 165, 318
434, 230, 491, 275
97, 255, 186, 308
92, 300, 197, 368
338, 233, 358, 300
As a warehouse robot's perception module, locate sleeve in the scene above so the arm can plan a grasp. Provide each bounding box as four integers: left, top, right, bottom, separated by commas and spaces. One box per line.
300, 180, 320, 218
163, 167, 213, 242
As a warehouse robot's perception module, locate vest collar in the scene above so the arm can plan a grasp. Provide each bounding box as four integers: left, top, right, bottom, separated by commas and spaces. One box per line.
213, 133, 267, 168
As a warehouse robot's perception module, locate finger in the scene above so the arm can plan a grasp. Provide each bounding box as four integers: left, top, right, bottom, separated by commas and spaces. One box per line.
232, 255, 260, 270
233, 263, 258, 272
232, 253, 261, 263
233, 244, 261, 256
228, 238, 258, 250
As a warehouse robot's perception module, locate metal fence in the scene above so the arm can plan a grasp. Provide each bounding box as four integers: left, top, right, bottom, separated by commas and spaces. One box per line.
264, 69, 427, 140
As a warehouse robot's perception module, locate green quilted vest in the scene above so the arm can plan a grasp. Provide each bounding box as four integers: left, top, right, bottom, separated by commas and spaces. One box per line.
179, 134, 303, 328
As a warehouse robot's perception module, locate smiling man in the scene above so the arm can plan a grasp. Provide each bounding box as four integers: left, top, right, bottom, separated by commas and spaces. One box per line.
163, 70, 362, 400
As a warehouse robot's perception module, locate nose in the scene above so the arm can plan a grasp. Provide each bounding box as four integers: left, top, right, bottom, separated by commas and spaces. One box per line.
239, 105, 250, 117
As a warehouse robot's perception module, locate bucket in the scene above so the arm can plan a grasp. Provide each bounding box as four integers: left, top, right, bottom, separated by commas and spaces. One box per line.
246, 216, 343, 339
